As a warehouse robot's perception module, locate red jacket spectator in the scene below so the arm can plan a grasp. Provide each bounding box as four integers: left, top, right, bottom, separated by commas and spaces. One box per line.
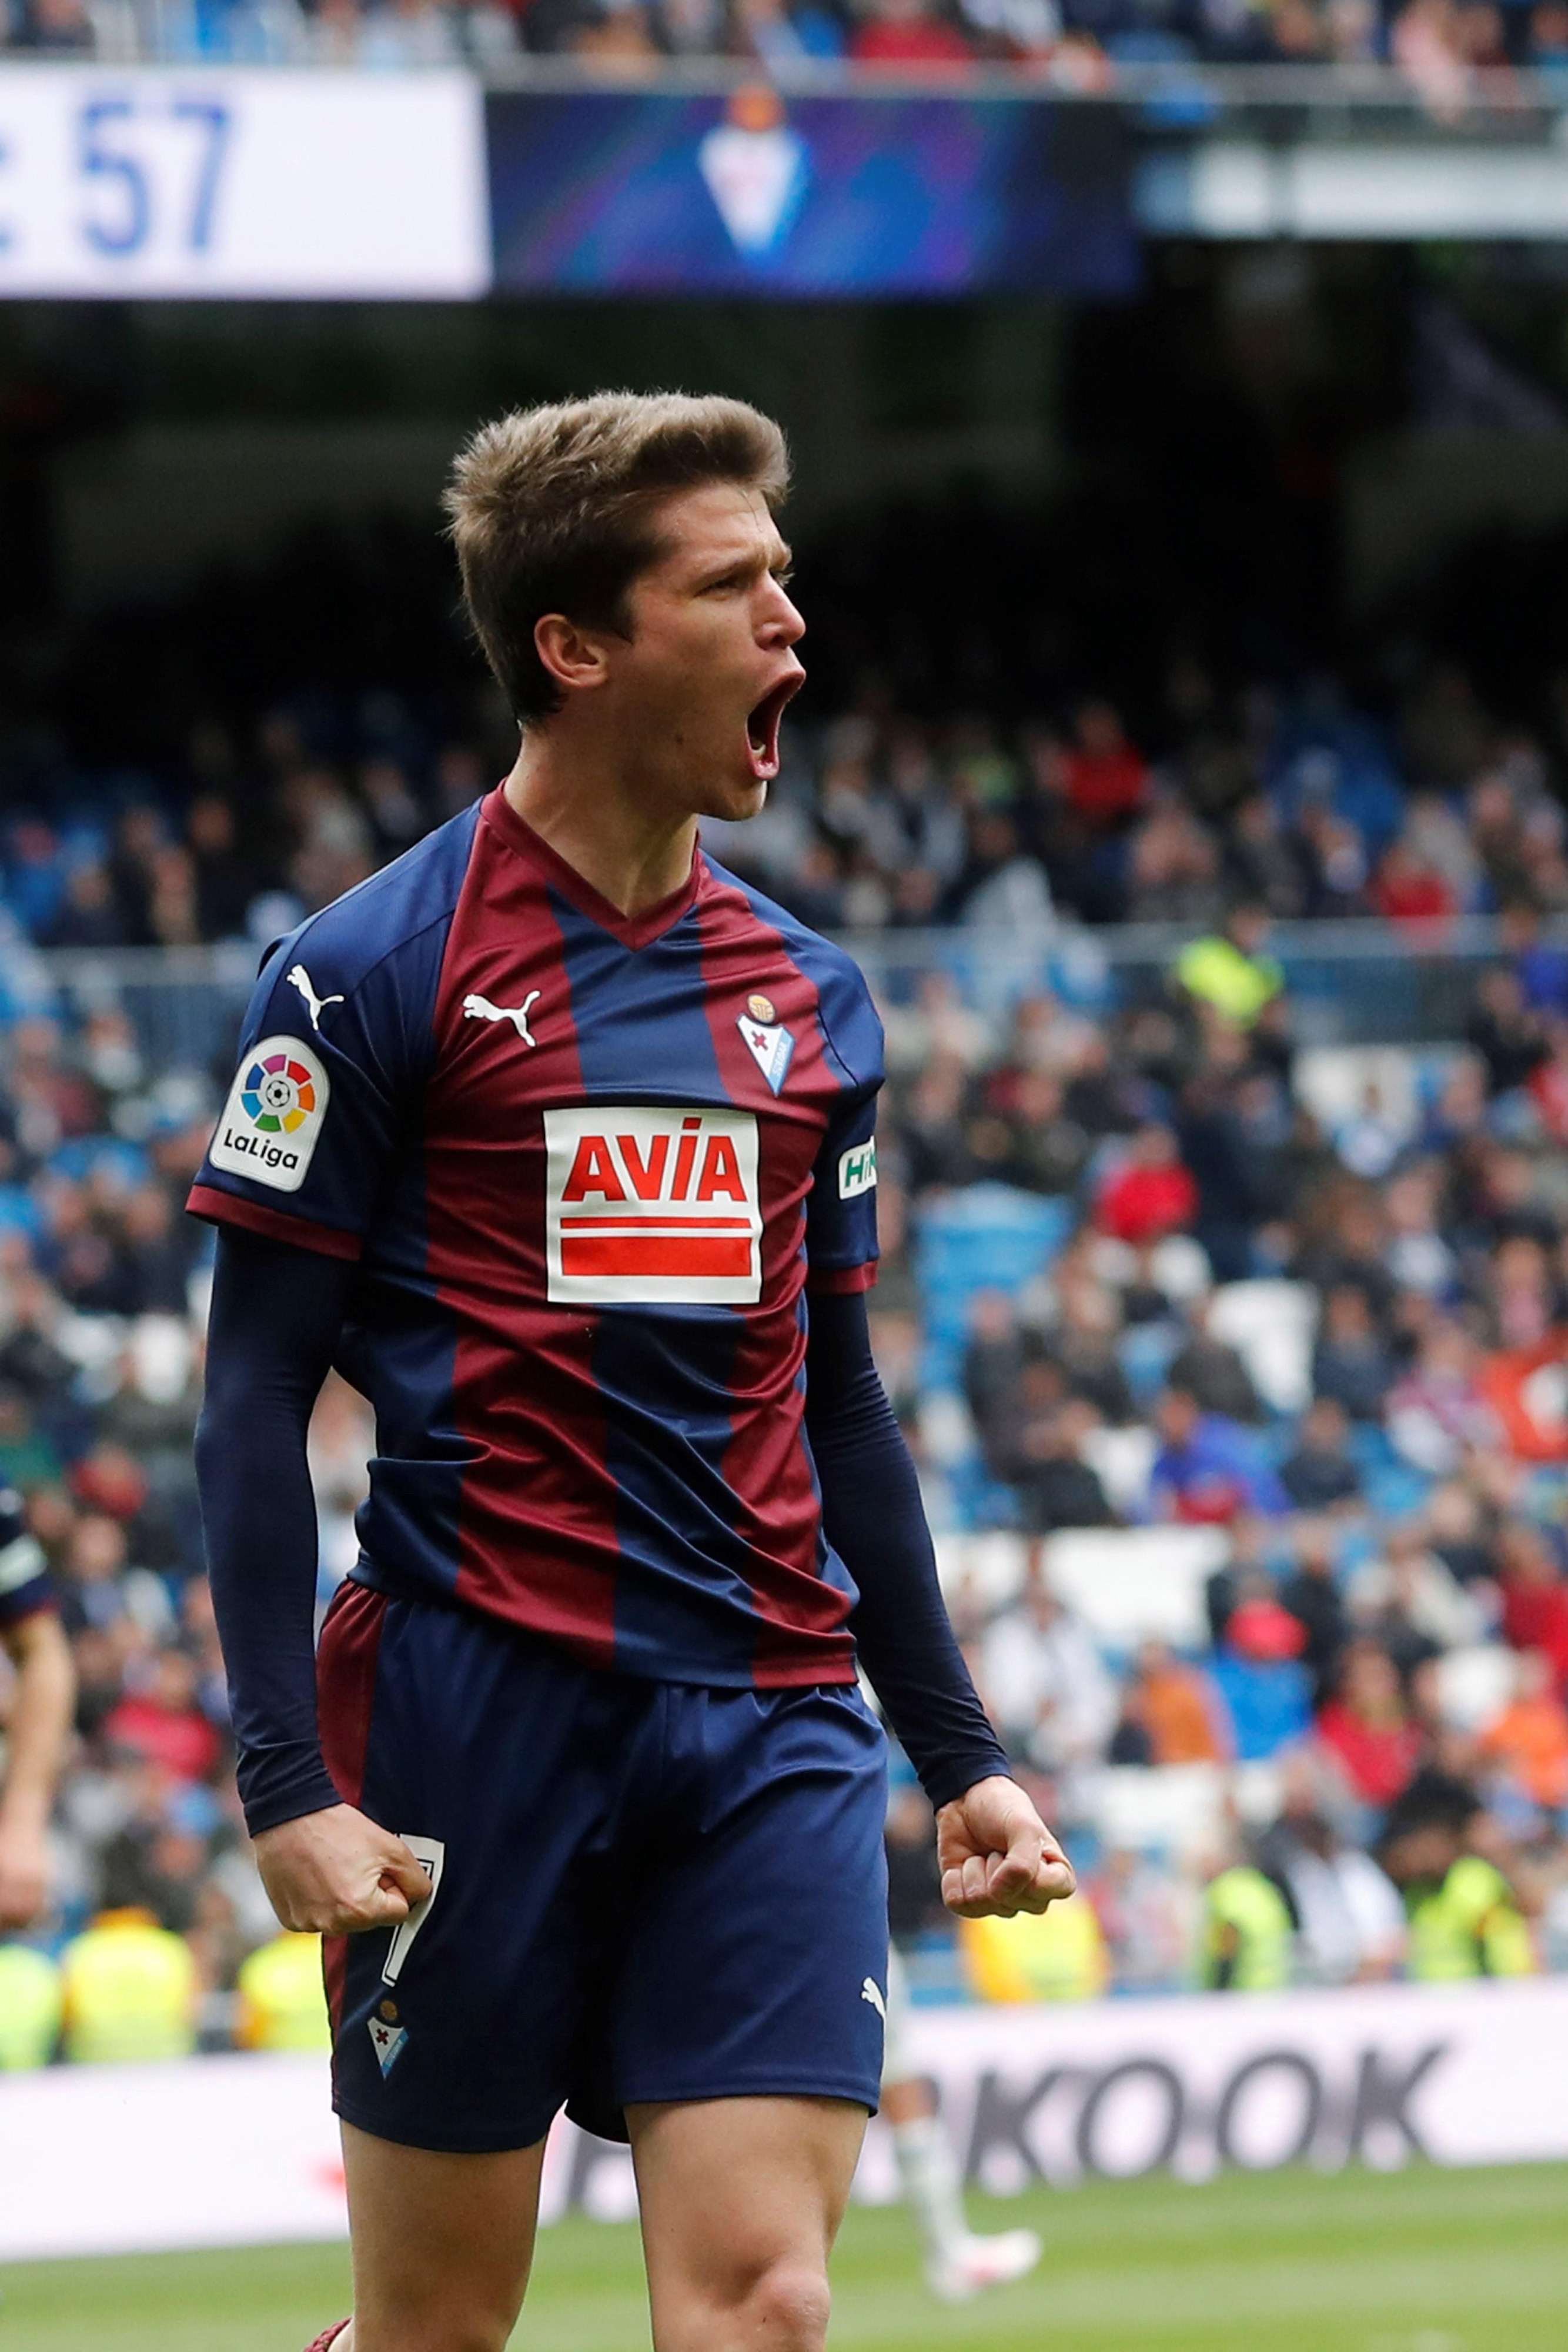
1059, 701, 1148, 828
849, 1, 974, 64
1499, 1531, 1568, 1692
1098, 1123, 1198, 1246
1316, 1642, 1422, 1806
103, 1653, 221, 1785
1370, 844, 1455, 928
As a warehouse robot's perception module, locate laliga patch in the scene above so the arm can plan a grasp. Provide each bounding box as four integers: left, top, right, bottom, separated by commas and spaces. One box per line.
368, 2014, 408, 2076
544, 1105, 761, 1306
838, 1139, 877, 1200
737, 993, 794, 1096
209, 1035, 329, 1195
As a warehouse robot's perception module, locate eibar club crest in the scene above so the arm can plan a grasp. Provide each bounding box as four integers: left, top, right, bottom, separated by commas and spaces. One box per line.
369, 2013, 408, 2076
737, 993, 794, 1095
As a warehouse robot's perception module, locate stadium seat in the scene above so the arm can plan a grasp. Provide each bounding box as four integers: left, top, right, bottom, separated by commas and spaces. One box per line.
1094, 1762, 1226, 1857
1038, 1526, 1229, 1650
1432, 1644, 1517, 1735
933, 1531, 1029, 1608
1205, 1281, 1317, 1416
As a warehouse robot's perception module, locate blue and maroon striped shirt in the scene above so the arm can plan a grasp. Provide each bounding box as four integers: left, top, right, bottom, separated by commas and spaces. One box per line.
189, 787, 883, 1692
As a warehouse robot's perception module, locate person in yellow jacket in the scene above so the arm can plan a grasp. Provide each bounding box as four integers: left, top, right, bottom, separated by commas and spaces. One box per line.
236, 1931, 332, 2053
0, 1941, 63, 2068
1199, 1864, 1294, 1991
1380, 1813, 1536, 1982
60, 1906, 199, 2064
1173, 904, 1284, 1031
959, 1890, 1109, 2003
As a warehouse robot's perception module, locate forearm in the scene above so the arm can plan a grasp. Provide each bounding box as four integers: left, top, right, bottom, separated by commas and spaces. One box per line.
197, 1231, 353, 1836
0, 1611, 74, 1827
805, 1292, 1011, 1808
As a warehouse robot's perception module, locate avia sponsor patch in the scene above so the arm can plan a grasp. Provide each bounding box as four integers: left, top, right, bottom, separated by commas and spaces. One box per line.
544, 1106, 761, 1305
208, 1035, 329, 1195
838, 1139, 877, 1200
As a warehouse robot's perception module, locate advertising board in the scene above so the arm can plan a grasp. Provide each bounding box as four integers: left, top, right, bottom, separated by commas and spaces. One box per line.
2, 1979, 1564, 2262
0, 67, 490, 298
486, 88, 1138, 297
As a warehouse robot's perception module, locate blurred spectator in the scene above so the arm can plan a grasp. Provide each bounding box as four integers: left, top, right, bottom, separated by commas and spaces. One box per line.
1279, 1519, 1351, 1702
1257, 1768, 1406, 1984
959, 1894, 1109, 2002
1149, 1385, 1289, 1522
1211, 1586, 1314, 1761
1312, 1285, 1398, 1423
60, 1905, 199, 2063
1119, 1641, 1228, 1765
1096, 1122, 1197, 1247
1379, 1779, 1536, 1981
1172, 904, 1283, 1031
1480, 1651, 1568, 1817
1279, 1396, 1362, 1511
1317, 1640, 1423, 1809
849, 0, 977, 64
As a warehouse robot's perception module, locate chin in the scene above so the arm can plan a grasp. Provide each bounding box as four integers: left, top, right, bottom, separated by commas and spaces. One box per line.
703, 777, 770, 825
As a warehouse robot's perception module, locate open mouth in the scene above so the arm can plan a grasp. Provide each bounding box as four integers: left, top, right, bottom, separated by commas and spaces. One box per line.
744, 677, 800, 783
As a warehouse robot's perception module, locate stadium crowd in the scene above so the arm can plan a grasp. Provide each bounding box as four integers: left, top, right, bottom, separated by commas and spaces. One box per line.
8, 658, 1568, 955
10, 0, 1568, 93
2, 696, 1568, 2057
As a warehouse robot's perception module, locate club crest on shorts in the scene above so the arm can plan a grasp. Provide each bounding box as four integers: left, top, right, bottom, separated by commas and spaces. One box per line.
738, 995, 794, 1095
369, 2014, 408, 2076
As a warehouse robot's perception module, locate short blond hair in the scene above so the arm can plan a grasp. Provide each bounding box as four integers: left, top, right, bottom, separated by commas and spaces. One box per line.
444, 392, 790, 725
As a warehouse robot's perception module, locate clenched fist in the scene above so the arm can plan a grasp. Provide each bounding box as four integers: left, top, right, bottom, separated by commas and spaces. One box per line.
937, 1775, 1075, 1919
254, 1805, 430, 1937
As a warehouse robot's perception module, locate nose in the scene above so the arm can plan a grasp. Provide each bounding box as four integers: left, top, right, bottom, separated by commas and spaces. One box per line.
758, 574, 805, 650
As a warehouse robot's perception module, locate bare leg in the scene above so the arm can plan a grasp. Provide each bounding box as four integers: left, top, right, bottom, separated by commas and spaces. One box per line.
629, 2096, 868, 2352
332, 2121, 546, 2352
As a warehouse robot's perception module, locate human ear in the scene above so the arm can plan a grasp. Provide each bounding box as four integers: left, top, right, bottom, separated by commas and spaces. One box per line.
533, 613, 613, 699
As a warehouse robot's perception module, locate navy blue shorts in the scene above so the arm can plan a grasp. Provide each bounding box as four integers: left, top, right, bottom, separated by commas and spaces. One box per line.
317, 1583, 890, 2154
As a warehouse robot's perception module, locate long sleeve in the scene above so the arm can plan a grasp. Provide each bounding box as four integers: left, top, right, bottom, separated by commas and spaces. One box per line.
805, 1288, 1011, 1809
195, 1228, 357, 1836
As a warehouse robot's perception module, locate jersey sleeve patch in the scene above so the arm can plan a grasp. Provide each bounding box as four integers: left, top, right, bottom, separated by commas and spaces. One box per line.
207, 1037, 330, 1195
838, 1140, 877, 1200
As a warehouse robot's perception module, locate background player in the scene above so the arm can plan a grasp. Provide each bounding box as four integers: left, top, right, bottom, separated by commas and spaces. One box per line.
0, 1482, 74, 1931
192, 393, 1073, 2352
881, 1942, 1042, 2302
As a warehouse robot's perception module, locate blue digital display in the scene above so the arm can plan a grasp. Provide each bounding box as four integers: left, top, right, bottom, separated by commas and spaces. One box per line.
486, 90, 1138, 297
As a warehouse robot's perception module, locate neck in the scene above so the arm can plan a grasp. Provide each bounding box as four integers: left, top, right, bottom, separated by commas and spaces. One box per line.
503, 726, 697, 918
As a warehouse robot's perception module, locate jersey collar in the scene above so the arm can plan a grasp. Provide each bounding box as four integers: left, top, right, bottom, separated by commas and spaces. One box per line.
482, 787, 703, 950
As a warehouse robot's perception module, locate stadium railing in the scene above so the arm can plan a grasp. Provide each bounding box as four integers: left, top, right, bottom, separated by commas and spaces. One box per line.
26, 913, 1530, 1071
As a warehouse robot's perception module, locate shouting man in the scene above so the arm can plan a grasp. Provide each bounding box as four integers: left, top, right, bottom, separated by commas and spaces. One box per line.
191, 393, 1073, 2352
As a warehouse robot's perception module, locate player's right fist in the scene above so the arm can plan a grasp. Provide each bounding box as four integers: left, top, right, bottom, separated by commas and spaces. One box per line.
253, 1805, 430, 1936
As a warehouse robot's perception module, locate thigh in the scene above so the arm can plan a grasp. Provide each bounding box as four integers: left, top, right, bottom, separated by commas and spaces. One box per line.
319, 1586, 634, 2154
342, 2120, 544, 2352
610, 1685, 890, 2120
629, 2095, 867, 2351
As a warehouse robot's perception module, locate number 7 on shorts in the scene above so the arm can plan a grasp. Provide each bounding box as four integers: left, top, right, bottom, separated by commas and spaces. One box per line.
382, 1835, 445, 1986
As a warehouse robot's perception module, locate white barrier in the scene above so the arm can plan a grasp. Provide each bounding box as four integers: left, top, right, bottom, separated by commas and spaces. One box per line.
3, 1980, 1567, 2261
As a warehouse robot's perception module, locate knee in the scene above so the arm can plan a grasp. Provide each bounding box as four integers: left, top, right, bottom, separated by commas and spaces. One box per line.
737, 2261, 832, 2352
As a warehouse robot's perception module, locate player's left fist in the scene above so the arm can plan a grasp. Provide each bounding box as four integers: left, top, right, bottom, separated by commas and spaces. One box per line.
936, 1775, 1075, 1919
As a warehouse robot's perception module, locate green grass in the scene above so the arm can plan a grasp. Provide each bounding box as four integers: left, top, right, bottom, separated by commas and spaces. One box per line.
4, 2165, 1566, 2351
